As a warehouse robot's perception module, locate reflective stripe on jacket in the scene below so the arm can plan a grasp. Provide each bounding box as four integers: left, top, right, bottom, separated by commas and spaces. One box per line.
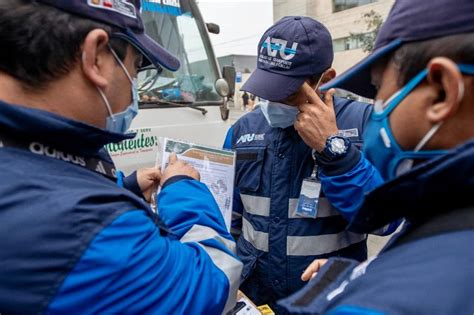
224, 97, 372, 306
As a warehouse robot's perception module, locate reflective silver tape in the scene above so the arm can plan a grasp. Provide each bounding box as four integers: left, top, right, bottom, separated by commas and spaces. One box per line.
181, 224, 236, 254
372, 224, 390, 236
195, 244, 243, 314
287, 231, 367, 256
240, 194, 271, 217
242, 218, 269, 252
232, 211, 243, 219
180, 224, 243, 313
288, 197, 340, 219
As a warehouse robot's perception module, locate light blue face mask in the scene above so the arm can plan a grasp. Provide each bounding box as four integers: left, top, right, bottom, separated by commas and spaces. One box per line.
260, 99, 299, 128
97, 47, 139, 134
259, 74, 326, 129
363, 63, 474, 180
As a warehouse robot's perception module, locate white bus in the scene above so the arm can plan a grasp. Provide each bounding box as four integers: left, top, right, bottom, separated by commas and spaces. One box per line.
109, 0, 235, 174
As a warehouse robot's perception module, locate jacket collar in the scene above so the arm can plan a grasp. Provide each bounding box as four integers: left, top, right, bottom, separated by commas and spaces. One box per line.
0, 100, 134, 157
349, 139, 474, 233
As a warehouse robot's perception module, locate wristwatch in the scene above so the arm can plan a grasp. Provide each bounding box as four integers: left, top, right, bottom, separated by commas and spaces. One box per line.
319, 135, 351, 161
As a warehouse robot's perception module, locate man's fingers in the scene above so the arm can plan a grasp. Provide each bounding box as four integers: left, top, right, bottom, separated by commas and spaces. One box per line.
193, 169, 201, 181
148, 167, 162, 181
301, 259, 320, 281
301, 259, 328, 281
301, 82, 324, 105
324, 88, 336, 110
168, 152, 178, 164
301, 82, 321, 104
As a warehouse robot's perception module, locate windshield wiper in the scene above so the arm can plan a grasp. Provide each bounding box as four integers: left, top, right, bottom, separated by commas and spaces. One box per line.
141, 99, 208, 115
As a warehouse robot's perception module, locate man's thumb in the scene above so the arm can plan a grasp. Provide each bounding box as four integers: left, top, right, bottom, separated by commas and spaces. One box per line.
169, 152, 178, 164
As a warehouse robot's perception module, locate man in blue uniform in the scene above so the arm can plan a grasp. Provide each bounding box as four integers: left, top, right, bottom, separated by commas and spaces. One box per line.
223, 16, 387, 310
0, 1, 241, 314
280, 0, 474, 314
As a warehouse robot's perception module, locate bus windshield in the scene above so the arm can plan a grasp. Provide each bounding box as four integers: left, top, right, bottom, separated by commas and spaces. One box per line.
139, 0, 222, 105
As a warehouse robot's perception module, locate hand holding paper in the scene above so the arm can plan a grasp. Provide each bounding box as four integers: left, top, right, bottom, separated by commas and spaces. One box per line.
160, 153, 201, 186
136, 167, 162, 202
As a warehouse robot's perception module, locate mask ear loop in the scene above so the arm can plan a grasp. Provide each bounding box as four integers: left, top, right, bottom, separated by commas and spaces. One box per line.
108, 44, 134, 84
83, 51, 117, 122
313, 70, 328, 101
457, 77, 465, 104
414, 122, 443, 152
108, 44, 139, 114
414, 69, 466, 152
97, 87, 116, 122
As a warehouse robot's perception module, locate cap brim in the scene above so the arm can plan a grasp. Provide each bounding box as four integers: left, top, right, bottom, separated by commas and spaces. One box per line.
320, 39, 403, 99
113, 29, 180, 71
241, 69, 305, 101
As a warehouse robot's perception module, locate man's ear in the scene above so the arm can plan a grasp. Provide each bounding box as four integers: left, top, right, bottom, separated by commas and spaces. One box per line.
425, 57, 464, 123
81, 29, 112, 89
321, 68, 336, 84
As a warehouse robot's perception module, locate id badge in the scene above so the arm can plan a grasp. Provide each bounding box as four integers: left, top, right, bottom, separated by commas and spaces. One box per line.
296, 177, 321, 219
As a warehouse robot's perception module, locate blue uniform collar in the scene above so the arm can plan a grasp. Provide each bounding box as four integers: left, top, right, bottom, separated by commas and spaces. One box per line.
0, 100, 135, 157
349, 139, 474, 233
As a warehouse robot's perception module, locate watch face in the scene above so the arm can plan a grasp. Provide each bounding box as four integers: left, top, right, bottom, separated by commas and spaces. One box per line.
330, 138, 346, 154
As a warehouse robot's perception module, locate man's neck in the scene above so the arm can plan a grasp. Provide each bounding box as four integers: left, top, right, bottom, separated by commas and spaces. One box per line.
0, 72, 104, 128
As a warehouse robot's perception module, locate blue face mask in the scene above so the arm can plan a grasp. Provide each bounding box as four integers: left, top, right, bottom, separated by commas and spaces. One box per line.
260, 99, 299, 128
97, 47, 139, 134
363, 64, 474, 180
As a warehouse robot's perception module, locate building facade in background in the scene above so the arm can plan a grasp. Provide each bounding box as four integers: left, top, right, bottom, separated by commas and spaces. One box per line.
217, 54, 258, 109
273, 0, 395, 73
217, 54, 257, 74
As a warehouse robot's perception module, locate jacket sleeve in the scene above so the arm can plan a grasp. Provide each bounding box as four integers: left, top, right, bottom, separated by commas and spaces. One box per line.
319, 153, 400, 236
223, 126, 244, 238
327, 305, 385, 315
47, 180, 242, 315
121, 170, 146, 200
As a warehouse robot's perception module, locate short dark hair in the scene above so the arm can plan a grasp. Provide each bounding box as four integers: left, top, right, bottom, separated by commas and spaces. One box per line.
0, 0, 128, 89
391, 33, 474, 86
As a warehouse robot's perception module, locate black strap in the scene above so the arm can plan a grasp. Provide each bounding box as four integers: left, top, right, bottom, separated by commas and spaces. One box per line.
0, 134, 117, 180
391, 206, 474, 249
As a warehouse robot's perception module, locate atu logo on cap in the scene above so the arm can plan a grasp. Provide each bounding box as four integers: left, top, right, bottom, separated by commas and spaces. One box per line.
260, 37, 298, 61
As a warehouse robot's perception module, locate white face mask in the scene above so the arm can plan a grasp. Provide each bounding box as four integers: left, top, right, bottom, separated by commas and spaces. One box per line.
95, 46, 139, 134
258, 72, 327, 129
259, 100, 299, 128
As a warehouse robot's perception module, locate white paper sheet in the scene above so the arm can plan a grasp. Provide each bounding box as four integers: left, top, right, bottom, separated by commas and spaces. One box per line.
159, 138, 235, 231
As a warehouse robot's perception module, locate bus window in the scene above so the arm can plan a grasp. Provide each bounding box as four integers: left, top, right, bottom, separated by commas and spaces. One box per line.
139, 0, 222, 106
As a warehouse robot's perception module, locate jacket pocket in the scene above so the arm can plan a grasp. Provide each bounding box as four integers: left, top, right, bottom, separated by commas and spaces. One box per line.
235, 146, 266, 192
237, 235, 260, 282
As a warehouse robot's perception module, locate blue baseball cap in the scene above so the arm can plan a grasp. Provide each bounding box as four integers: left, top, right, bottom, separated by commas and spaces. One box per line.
321, 0, 474, 99
36, 0, 180, 71
241, 16, 334, 101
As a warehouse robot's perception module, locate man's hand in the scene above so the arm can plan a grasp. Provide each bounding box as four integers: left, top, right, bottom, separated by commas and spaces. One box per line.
160, 153, 200, 186
136, 167, 162, 203
294, 84, 338, 152
301, 259, 328, 281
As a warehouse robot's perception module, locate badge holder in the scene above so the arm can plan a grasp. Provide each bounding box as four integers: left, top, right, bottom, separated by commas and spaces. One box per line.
295, 164, 321, 219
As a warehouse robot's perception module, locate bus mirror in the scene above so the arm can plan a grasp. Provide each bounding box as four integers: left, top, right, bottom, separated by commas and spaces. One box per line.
215, 78, 230, 97
206, 23, 220, 34
222, 66, 236, 96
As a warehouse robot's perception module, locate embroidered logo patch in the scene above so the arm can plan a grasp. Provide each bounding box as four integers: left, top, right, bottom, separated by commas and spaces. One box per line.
236, 133, 265, 144
87, 0, 137, 19
338, 128, 359, 138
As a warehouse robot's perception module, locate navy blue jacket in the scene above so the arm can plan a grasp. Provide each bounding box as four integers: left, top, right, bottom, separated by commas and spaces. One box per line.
280, 140, 474, 315
224, 97, 374, 309
0, 100, 242, 314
